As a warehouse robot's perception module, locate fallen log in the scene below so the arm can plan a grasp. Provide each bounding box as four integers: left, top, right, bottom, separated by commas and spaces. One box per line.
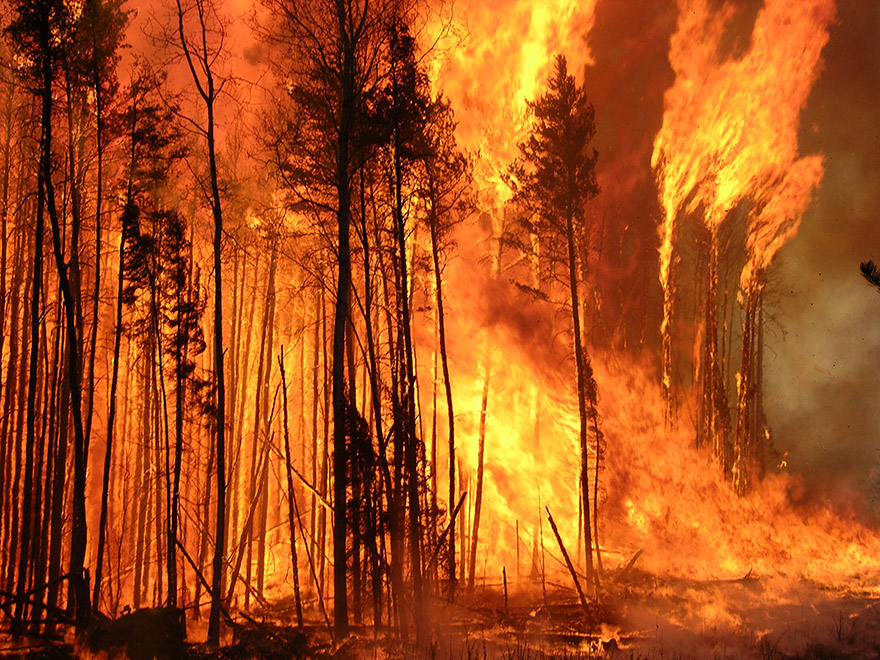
682, 568, 758, 588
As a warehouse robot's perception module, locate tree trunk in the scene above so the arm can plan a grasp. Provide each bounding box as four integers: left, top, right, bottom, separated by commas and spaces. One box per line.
39, 22, 90, 621
564, 215, 597, 595
14, 130, 43, 626
467, 364, 490, 591
428, 209, 456, 597
201, 60, 227, 654
330, 14, 357, 634
278, 351, 304, 627
93, 202, 127, 611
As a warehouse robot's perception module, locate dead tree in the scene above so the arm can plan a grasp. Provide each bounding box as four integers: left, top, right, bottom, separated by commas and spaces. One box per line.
172, 0, 230, 642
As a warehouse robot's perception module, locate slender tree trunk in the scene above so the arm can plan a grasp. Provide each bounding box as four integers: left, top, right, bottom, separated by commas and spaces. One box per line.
244, 250, 273, 609
467, 364, 489, 590
93, 204, 127, 611
255, 246, 277, 599
187, 53, 229, 650
0, 74, 15, 398
1, 211, 25, 587
428, 210, 456, 597
318, 293, 329, 595
84, 69, 106, 456
278, 351, 304, 627
392, 124, 424, 640
564, 215, 597, 595
309, 289, 320, 564
14, 128, 44, 626
7, 227, 31, 601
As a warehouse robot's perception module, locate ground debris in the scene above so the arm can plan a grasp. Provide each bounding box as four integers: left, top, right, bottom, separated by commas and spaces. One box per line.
86, 607, 186, 660
227, 623, 309, 660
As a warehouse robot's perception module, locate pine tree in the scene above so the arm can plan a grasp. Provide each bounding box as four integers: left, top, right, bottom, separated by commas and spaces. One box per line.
510, 54, 603, 594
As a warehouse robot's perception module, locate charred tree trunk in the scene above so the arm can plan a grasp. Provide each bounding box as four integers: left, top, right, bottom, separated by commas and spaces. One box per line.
734, 272, 766, 495
14, 103, 45, 628
278, 351, 304, 627
331, 33, 354, 636
173, 0, 228, 639
36, 11, 91, 621
564, 214, 598, 596
701, 235, 731, 476
467, 364, 489, 591
428, 207, 456, 598
93, 200, 129, 612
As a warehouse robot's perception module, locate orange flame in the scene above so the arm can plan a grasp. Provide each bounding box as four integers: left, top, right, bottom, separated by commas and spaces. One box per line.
432, 0, 596, 207
429, 0, 880, 616
652, 0, 834, 395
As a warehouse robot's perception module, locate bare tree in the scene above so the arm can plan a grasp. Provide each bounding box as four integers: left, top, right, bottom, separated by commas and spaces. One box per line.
171, 0, 231, 642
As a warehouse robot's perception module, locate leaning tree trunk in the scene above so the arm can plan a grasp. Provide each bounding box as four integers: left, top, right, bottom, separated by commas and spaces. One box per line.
428, 208, 456, 598
278, 351, 304, 627
564, 215, 597, 595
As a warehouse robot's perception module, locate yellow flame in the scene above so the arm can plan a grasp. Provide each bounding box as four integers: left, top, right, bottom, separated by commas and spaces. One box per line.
432, 0, 597, 208
652, 0, 833, 397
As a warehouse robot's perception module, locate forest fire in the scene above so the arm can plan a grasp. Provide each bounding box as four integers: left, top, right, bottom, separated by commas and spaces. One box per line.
0, 0, 879, 658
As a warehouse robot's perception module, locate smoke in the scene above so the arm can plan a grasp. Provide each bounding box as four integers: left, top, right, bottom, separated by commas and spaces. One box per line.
580, 0, 880, 513
763, 0, 880, 511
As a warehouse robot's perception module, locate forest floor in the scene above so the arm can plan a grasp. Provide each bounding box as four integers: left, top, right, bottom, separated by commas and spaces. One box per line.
3, 572, 880, 660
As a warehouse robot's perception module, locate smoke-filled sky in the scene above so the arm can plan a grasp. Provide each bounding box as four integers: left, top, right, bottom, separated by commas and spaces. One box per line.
759, 0, 880, 506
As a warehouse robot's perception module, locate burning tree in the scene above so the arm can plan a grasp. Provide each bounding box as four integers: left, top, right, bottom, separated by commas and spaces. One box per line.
509, 54, 604, 593
653, 0, 832, 492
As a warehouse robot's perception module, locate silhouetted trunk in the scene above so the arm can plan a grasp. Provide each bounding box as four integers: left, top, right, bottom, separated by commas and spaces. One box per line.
564, 214, 597, 595
256, 246, 277, 599
14, 107, 44, 626
392, 117, 424, 641
0, 74, 14, 403
84, 56, 107, 456
0, 210, 26, 589
93, 202, 128, 611
310, 289, 320, 566
331, 11, 355, 635
428, 208, 456, 597
278, 351, 304, 627
467, 364, 490, 591
38, 15, 90, 620
244, 249, 273, 609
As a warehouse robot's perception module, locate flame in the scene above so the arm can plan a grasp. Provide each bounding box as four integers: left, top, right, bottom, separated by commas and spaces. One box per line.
431, 0, 596, 207
425, 0, 880, 622
652, 0, 834, 396
64, 0, 880, 636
